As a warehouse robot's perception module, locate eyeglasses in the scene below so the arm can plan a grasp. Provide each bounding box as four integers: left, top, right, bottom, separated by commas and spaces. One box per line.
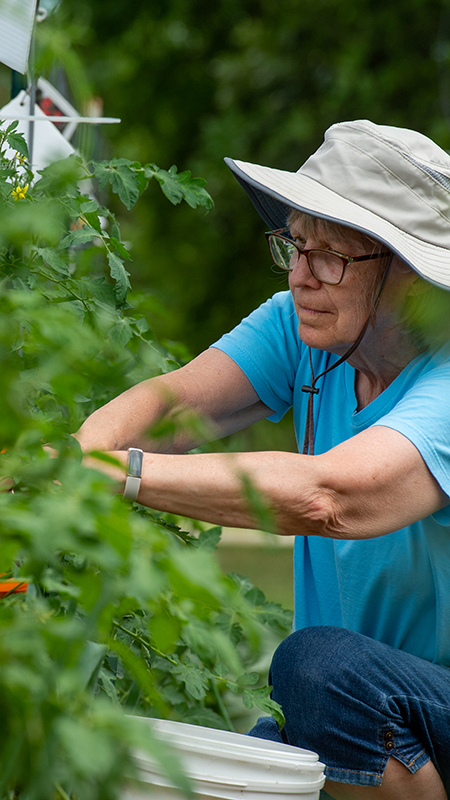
265, 228, 389, 285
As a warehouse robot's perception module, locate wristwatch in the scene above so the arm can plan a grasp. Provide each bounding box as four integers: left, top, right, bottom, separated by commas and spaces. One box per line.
123, 447, 144, 501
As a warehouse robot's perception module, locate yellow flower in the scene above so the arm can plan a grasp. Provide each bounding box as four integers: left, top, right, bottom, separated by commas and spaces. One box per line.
12, 183, 29, 201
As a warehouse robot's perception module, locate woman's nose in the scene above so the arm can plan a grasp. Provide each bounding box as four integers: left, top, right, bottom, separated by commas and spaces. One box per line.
289, 252, 321, 287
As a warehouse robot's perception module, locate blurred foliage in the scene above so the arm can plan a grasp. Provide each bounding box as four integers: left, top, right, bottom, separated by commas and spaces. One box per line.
1, 3, 448, 794
0, 125, 293, 800
30, 0, 450, 359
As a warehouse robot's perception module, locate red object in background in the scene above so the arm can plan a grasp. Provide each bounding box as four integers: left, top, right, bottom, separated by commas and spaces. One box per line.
38, 96, 65, 130
39, 96, 63, 117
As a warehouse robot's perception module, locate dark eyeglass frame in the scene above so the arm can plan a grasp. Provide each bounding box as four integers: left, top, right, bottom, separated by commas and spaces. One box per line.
265, 228, 389, 285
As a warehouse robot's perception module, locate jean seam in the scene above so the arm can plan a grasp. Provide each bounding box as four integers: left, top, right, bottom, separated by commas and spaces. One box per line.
325, 767, 383, 777
324, 765, 385, 787
393, 746, 428, 770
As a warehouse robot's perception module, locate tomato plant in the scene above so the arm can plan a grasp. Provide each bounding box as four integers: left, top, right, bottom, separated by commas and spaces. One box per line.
0, 123, 292, 800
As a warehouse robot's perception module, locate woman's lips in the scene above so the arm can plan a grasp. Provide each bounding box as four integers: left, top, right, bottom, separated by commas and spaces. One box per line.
297, 304, 330, 316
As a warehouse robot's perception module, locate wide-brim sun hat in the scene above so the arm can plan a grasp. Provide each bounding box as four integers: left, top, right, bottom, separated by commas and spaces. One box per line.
225, 119, 450, 291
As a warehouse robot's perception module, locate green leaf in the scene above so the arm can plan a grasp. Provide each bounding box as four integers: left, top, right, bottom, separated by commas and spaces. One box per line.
237, 671, 259, 687
85, 277, 116, 307
79, 640, 108, 689
214, 661, 229, 678
109, 637, 164, 710
35, 247, 70, 277
244, 586, 266, 606
135, 316, 149, 333
88, 451, 124, 468
79, 199, 99, 214
172, 660, 209, 700
225, 680, 242, 696
257, 602, 294, 633
149, 611, 182, 653
92, 158, 141, 210
57, 716, 117, 779
239, 471, 276, 534
34, 154, 85, 197
97, 666, 121, 705
0, 198, 64, 246
59, 227, 99, 249
81, 210, 103, 234
196, 526, 222, 550
6, 132, 29, 159
145, 163, 213, 210
181, 706, 228, 730
4, 120, 19, 134
242, 690, 254, 709
243, 687, 285, 728
40, 572, 81, 597
109, 236, 132, 261
107, 252, 131, 305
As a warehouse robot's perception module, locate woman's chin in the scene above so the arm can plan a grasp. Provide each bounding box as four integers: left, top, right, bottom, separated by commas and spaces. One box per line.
297, 321, 332, 350
297, 322, 354, 354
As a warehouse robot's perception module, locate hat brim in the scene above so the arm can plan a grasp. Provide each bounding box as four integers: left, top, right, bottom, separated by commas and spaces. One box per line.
226, 157, 450, 291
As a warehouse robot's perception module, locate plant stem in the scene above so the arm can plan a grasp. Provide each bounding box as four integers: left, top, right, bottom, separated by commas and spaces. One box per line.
3, 581, 27, 598
112, 620, 178, 666
54, 781, 72, 800
210, 678, 235, 732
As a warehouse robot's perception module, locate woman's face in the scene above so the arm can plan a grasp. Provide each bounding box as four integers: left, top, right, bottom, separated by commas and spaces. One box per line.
287, 218, 385, 354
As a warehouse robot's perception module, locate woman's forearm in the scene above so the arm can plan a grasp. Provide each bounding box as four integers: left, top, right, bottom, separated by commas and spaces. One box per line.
74, 350, 267, 455
74, 377, 178, 452
87, 426, 449, 541
95, 449, 323, 537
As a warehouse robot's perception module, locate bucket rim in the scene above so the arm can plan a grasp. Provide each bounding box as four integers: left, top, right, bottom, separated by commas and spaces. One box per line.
134, 756, 325, 779
132, 771, 326, 793
132, 717, 320, 764
133, 742, 323, 771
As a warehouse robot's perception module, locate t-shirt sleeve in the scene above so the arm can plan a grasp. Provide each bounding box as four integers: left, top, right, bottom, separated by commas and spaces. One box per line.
210, 291, 302, 422
372, 356, 450, 524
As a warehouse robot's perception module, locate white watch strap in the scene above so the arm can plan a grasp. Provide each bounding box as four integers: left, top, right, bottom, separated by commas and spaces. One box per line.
123, 474, 141, 501
123, 448, 143, 501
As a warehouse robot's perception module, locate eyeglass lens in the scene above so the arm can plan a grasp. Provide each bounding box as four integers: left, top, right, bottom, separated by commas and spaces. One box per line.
268, 235, 344, 284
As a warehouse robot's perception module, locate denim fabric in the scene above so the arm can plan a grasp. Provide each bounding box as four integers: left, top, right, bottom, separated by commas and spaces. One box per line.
248, 626, 450, 794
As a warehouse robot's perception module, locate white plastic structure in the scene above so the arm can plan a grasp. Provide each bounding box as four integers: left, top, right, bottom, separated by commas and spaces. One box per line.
125, 718, 326, 800
35, 77, 85, 143
0, 90, 74, 173
0, 77, 121, 134
0, 0, 38, 74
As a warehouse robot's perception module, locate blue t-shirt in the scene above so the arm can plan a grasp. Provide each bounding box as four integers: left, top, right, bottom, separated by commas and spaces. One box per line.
212, 291, 450, 666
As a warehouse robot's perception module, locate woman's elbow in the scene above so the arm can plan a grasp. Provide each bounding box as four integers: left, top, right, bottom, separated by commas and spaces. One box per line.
276, 488, 352, 539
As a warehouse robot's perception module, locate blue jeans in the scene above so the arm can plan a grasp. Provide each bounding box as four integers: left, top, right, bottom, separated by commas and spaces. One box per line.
248, 626, 450, 795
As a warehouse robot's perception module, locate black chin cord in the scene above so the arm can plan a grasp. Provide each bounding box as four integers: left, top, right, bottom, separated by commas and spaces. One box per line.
301, 255, 393, 455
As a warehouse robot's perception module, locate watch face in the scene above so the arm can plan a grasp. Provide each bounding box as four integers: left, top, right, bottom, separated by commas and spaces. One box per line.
128, 448, 143, 477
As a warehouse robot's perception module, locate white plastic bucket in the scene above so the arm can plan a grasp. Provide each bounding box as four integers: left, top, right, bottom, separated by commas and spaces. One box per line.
126, 717, 326, 800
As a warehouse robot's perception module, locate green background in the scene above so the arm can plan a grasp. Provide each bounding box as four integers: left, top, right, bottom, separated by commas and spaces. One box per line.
2, 0, 449, 358
1, 0, 449, 610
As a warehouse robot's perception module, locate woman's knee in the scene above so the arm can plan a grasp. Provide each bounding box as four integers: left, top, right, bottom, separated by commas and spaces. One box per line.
270, 626, 357, 694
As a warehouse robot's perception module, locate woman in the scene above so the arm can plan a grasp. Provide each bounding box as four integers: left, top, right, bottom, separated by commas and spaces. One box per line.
77, 120, 450, 798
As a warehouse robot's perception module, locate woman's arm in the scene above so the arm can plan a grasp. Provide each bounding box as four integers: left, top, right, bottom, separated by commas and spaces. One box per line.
93, 425, 449, 540
75, 348, 273, 453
